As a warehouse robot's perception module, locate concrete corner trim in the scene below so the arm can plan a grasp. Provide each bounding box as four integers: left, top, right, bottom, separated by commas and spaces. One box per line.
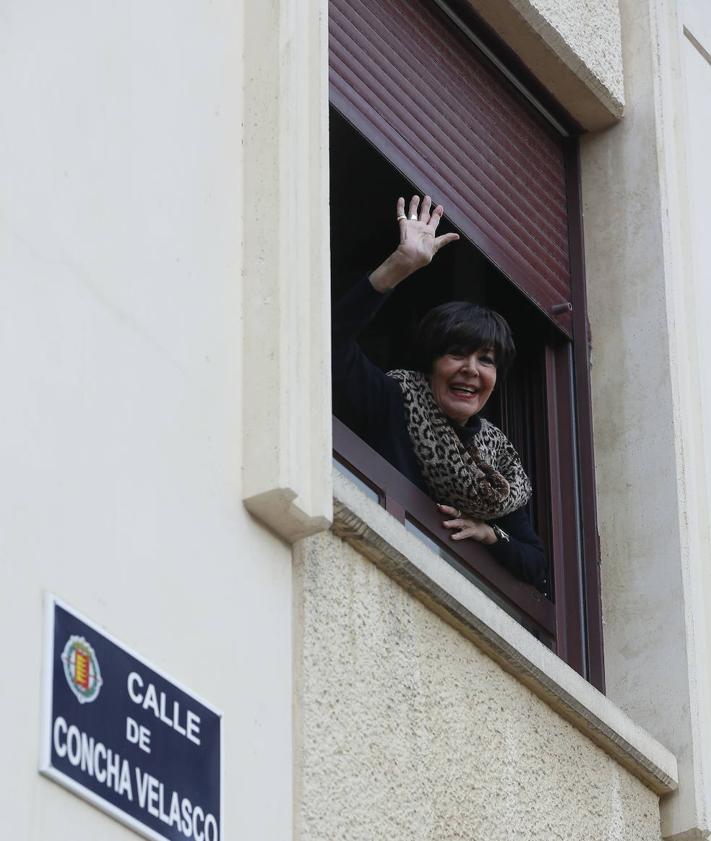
664, 829, 710, 841
241, 0, 333, 543
332, 471, 678, 795
463, 0, 624, 131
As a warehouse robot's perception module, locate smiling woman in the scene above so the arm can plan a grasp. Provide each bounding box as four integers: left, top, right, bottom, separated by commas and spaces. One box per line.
431, 350, 497, 423
332, 195, 546, 591
418, 300, 515, 423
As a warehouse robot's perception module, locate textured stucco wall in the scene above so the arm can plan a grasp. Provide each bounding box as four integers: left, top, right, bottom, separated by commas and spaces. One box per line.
467, 0, 623, 128
294, 531, 662, 841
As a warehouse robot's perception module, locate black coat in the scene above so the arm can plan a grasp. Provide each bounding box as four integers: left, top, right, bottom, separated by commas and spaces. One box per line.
332, 276, 546, 592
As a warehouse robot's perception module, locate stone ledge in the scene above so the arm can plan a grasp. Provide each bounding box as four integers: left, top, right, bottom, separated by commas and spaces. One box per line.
332, 469, 678, 795
460, 0, 624, 131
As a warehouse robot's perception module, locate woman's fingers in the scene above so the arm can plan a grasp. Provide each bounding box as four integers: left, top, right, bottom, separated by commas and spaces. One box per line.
433, 232, 460, 253
396, 197, 407, 237
419, 195, 432, 224
444, 519, 479, 540
401, 195, 451, 232
393, 196, 458, 269
437, 503, 487, 542
442, 518, 462, 528
437, 503, 458, 516
451, 527, 478, 541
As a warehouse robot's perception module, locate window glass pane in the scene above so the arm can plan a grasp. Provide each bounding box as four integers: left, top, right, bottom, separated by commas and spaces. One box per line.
333, 459, 380, 503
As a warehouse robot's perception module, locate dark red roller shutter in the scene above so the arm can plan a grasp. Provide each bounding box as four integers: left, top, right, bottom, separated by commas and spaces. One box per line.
329, 0, 573, 334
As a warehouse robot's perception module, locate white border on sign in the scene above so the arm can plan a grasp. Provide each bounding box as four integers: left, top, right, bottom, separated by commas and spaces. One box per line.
39, 592, 225, 841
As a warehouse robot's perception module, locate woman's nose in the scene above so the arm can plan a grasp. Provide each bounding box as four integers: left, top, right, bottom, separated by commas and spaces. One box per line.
463, 353, 479, 374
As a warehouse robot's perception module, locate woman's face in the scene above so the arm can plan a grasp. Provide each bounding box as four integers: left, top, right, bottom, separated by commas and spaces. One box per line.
429, 347, 497, 425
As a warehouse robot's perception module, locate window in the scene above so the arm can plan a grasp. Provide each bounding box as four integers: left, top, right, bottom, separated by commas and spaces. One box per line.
329, 0, 603, 689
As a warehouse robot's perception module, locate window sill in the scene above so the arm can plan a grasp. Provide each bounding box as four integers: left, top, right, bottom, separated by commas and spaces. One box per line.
332, 468, 678, 796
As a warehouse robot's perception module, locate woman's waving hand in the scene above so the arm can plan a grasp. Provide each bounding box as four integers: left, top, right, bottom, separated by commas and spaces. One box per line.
369, 195, 460, 293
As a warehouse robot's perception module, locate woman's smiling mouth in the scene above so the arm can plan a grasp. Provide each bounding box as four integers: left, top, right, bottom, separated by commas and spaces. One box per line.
450, 383, 479, 397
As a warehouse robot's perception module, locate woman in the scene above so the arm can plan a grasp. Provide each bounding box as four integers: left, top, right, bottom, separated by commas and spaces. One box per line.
332, 195, 546, 591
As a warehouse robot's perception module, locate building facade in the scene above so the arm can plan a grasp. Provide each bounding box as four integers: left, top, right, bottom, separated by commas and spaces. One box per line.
3, 0, 711, 839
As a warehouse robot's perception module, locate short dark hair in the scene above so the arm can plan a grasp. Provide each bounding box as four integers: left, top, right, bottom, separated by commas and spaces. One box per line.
414, 301, 516, 375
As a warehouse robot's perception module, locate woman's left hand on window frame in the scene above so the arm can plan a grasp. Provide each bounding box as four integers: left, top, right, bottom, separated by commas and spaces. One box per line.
437, 503, 497, 545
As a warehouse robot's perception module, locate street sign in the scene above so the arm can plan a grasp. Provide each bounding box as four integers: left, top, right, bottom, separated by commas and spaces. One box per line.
40, 595, 222, 841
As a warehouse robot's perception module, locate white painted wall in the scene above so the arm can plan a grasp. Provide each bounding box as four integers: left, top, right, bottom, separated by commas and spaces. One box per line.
676, 1, 711, 834
0, 2, 293, 839
681, 7, 711, 502
582, 0, 711, 836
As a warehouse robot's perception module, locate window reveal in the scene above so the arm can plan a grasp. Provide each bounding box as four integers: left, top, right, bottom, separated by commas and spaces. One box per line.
328, 0, 603, 690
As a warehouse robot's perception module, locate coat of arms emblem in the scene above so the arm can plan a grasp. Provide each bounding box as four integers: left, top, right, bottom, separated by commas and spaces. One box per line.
61, 635, 103, 703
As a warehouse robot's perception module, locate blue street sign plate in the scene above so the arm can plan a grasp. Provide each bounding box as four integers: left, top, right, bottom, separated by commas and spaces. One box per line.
40, 595, 222, 841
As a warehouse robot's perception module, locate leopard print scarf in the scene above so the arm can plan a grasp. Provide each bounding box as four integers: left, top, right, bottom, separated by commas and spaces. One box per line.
387, 369, 532, 521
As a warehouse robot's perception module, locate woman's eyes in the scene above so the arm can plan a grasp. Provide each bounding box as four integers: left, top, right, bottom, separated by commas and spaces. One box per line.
447, 351, 496, 366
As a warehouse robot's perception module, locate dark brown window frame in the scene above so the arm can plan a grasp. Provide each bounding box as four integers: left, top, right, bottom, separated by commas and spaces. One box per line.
334, 418, 556, 642
329, 1, 604, 691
